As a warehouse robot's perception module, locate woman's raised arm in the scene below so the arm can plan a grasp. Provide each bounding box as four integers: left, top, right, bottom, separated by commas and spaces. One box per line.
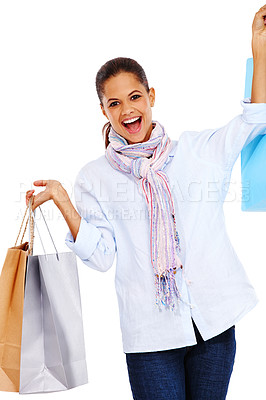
251, 5, 266, 103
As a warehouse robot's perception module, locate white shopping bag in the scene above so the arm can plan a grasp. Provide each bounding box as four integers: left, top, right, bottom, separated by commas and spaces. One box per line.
19, 205, 88, 394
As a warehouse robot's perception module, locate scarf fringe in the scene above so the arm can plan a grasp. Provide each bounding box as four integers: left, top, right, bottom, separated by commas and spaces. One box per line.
155, 268, 181, 311
155, 268, 195, 311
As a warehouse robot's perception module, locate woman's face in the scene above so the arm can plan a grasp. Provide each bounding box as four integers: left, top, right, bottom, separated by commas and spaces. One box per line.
100, 72, 155, 145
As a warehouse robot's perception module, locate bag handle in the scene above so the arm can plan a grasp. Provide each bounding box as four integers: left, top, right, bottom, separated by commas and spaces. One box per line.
15, 198, 59, 260
15, 204, 29, 246
15, 197, 34, 253
28, 197, 35, 255
30, 204, 59, 261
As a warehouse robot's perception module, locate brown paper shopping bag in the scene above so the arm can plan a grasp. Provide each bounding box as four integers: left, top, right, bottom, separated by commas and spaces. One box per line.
0, 201, 34, 392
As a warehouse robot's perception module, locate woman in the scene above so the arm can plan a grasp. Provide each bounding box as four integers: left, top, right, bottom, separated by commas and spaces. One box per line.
26, 6, 266, 400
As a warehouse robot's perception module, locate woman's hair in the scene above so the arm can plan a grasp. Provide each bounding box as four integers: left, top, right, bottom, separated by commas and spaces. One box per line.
95, 57, 150, 149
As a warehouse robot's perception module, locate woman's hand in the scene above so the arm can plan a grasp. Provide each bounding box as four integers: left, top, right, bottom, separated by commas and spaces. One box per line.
252, 5, 266, 56
26, 180, 81, 240
26, 180, 68, 212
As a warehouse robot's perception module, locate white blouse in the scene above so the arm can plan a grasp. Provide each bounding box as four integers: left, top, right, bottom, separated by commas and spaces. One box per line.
65, 98, 266, 353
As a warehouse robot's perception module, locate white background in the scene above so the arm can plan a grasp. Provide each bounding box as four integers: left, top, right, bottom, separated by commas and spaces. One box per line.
0, 0, 266, 399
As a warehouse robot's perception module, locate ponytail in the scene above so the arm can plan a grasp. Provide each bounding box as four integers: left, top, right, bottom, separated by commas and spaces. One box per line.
102, 122, 111, 149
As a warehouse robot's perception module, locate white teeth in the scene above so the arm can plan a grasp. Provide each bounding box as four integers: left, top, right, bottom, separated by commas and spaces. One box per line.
123, 116, 140, 124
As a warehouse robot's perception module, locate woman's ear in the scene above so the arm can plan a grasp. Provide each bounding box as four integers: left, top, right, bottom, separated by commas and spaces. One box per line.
100, 103, 109, 120
149, 87, 155, 107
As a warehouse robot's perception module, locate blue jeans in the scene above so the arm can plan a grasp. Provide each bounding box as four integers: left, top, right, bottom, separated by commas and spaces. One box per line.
126, 319, 236, 400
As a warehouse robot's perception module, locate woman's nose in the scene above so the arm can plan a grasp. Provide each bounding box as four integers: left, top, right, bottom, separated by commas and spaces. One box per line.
121, 102, 134, 116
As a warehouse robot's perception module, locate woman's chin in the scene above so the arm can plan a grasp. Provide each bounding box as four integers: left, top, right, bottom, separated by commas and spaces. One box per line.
113, 121, 152, 144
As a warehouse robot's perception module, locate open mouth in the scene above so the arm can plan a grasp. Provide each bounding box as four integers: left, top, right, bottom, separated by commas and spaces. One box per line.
122, 116, 142, 134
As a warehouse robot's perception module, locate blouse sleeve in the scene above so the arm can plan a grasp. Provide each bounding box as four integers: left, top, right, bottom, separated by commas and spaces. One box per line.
181, 98, 266, 171
65, 169, 117, 272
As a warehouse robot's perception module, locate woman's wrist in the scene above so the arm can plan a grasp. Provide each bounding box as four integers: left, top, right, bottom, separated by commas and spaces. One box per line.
251, 38, 266, 103
52, 184, 81, 241
52, 184, 70, 207
252, 39, 266, 60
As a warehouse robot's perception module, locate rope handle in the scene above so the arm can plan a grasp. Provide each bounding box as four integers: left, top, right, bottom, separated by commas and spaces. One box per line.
28, 197, 35, 255
14, 198, 32, 247
14, 197, 35, 254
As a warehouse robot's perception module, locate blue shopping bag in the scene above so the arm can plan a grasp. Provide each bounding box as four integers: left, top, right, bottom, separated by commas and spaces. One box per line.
241, 58, 266, 211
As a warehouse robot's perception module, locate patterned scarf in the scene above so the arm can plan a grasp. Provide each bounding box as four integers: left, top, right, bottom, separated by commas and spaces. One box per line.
105, 121, 183, 310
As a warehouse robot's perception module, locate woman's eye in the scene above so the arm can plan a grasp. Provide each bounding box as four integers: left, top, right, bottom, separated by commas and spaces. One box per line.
109, 101, 119, 107
131, 94, 141, 100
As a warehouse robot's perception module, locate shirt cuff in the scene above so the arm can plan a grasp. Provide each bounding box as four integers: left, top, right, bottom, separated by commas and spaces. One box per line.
65, 217, 102, 260
241, 98, 266, 123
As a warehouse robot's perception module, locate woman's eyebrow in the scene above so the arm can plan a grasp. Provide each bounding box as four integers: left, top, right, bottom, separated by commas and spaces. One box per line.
107, 90, 142, 103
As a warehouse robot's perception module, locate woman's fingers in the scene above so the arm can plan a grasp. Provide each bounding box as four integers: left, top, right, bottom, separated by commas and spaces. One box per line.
25, 192, 45, 211
26, 194, 35, 207
252, 4, 266, 37
30, 193, 41, 211
259, 4, 266, 21
33, 180, 48, 186
26, 190, 35, 205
